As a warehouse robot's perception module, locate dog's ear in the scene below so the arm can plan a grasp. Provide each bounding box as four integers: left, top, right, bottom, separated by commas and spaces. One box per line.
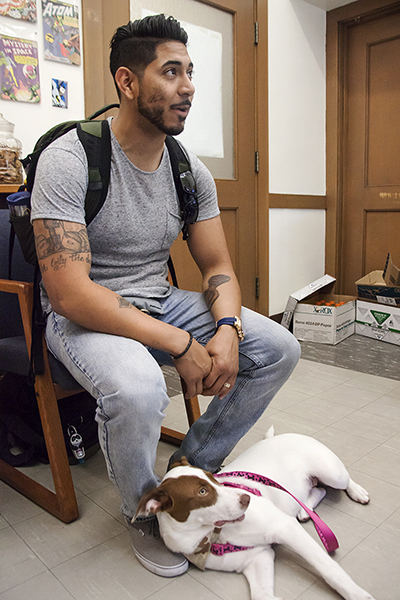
168, 456, 191, 471
133, 486, 173, 522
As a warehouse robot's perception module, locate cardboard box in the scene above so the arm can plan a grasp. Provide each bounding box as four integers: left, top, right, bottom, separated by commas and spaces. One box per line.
293, 294, 356, 345
356, 254, 400, 306
281, 274, 336, 329
356, 300, 400, 346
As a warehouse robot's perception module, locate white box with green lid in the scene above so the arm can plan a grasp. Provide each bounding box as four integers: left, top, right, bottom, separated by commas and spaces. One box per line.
356, 300, 400, 346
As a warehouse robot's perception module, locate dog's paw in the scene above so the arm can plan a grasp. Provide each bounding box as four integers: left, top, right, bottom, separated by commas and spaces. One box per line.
297, 508, 311, 522
346, 479, 370, 504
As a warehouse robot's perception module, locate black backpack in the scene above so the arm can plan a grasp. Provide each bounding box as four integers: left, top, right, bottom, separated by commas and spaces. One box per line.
0, 372, 99, 466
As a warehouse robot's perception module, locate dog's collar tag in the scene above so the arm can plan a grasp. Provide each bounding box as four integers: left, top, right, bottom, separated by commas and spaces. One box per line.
215, 470, 339, 554
183, 527, 222, 570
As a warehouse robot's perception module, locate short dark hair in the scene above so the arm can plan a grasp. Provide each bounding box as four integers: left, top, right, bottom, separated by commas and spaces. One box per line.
110, 14, 188, 97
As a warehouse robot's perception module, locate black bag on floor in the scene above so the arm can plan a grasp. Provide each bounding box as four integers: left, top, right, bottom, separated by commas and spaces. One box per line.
0, 372, 99, 466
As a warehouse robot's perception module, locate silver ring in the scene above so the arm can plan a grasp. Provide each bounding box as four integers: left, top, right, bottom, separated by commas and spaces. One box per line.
223, 382, 231, 388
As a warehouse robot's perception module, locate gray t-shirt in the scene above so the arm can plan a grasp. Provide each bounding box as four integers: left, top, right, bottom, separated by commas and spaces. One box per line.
31, 119, 219, 311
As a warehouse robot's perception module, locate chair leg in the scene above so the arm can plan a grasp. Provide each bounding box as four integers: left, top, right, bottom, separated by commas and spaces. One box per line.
160, 377, 201, 446
184, 395, 201, 426
0, 344, 79, 524
33, 352, 79, 523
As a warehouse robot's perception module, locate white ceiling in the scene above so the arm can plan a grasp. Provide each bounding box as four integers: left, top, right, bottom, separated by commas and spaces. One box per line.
301, 0, 356, 10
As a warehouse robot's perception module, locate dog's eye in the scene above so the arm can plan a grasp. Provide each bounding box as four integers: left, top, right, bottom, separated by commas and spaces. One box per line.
199, 487, 208, 496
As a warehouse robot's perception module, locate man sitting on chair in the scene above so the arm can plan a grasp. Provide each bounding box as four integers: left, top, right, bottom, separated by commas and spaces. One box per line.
31, 14, 300, 578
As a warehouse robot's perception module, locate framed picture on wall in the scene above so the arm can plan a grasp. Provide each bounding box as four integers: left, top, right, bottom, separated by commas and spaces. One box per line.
42, 0, 80, 65
52, 77, 67, 108
0, 35, 40, 103
0, 0, 37, 22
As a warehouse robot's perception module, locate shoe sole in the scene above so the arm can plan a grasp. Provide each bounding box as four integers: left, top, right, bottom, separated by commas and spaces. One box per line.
133, 549, 188, 578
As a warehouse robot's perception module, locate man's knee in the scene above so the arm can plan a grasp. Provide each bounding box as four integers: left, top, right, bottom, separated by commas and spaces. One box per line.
240, 309, 301, 371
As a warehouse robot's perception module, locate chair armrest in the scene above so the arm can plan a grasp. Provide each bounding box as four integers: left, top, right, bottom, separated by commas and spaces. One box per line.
0, 278, 32, 294
0, 278, 34, 354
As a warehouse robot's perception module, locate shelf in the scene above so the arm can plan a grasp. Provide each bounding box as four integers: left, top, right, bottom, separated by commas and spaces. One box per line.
0, 184, 20, 209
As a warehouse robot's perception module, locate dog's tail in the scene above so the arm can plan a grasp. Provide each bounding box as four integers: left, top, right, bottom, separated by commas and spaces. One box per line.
265, 425, 275, 439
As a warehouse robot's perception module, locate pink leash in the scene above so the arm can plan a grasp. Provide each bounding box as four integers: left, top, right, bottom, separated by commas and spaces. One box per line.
213, 470, 339, 555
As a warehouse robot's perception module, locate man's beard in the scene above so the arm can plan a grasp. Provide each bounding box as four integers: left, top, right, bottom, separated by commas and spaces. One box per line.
137, 89, 188, 136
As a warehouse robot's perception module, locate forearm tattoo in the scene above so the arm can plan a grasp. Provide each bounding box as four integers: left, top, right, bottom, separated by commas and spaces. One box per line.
35, 219, 91, 272
204, 274, 231, 309
117, 297, 132, 309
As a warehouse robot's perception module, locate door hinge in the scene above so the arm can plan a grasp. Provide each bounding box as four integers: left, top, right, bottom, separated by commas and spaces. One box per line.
254, 22, 259, 45
255, 150, 259, 173
255, 277, 260, 298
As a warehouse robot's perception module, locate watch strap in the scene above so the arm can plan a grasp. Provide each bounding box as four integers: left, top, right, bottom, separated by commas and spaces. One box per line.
216, 317, 237, 328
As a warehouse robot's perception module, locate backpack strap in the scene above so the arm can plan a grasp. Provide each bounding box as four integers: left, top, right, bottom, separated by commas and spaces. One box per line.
164, 136, 195, 286
77, 119, 112, 226
87, 103, 119, 121
8, 222, 15, 279
28, 263, 46, 381
165, 136, 197, 241
165, 135, 192, 207
165, 135, 192, 175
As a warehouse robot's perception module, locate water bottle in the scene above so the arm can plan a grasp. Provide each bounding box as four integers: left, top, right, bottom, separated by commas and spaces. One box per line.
6, 190, 31, 216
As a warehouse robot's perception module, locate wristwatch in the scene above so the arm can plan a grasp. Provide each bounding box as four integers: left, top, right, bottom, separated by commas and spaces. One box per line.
216, 316, 245, 341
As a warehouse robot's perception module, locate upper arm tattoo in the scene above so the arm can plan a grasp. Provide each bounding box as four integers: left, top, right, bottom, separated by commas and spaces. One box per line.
35, 219, 91, 271
204, 274, 231, 310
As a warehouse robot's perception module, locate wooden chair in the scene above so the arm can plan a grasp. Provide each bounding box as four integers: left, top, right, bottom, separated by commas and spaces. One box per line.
0, 211, 201, 523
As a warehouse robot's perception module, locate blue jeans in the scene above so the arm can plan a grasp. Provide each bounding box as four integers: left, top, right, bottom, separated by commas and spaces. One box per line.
45, 287, 300, 517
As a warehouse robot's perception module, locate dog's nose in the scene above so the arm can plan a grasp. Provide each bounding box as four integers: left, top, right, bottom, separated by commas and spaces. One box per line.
240, 493, 250, 508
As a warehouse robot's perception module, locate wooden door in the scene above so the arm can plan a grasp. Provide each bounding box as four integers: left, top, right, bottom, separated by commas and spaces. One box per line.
82, 0, 257, 310
339, 9, 400, 294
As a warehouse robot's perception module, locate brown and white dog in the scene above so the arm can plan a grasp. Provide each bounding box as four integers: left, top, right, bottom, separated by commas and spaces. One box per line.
135, 427, 376, 600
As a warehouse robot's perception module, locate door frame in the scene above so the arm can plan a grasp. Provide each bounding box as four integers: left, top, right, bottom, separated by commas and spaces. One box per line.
81, 0, 130, 113
326, 0, 400, 291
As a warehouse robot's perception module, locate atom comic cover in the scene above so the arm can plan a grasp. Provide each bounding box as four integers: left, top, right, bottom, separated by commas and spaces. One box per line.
0, 35, 40, 102
42, 0, 80, 65
0, 0, 37, 22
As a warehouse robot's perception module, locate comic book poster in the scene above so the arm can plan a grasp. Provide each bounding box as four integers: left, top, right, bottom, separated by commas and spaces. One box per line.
0, 35, 40, 103
0, 0, 37, 22
52, 77, 67, 108
42, 0, 80, 65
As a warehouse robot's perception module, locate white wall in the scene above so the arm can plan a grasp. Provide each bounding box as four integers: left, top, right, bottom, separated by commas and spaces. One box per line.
269, 208, 325, 313
0, 0, 84, 158
268, 0, 327, 315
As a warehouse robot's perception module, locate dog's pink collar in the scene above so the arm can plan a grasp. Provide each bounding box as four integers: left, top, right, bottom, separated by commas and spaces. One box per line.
214, 470, 339, 554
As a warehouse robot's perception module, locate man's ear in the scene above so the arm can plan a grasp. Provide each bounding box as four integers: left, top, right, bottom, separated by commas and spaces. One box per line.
133, 486, 173, 522
114, 66, 139, 101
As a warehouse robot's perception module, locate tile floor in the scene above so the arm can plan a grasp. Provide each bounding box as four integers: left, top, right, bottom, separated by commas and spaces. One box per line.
1, 353, 400, 599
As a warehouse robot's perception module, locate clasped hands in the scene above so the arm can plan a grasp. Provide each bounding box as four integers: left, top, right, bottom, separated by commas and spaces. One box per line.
174, 328, 239, 400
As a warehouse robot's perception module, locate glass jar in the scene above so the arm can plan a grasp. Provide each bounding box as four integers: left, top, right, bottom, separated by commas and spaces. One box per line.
0, 113, 23, 185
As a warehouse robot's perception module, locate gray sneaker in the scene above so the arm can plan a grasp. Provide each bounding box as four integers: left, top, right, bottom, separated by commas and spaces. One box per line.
126, 516, 188, 577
